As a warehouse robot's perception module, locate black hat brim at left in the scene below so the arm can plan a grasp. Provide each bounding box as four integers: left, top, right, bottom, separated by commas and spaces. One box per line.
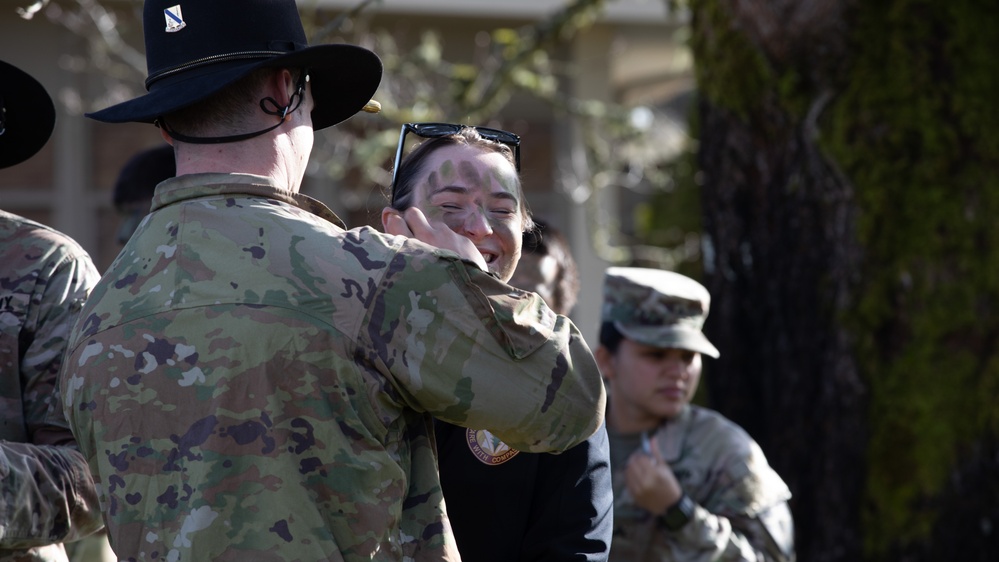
0, 60, 56, 170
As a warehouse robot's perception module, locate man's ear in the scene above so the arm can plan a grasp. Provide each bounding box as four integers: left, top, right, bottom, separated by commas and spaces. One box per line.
595, 345, 615, 380
265, 68, 297, 108
158, 126, 174, 145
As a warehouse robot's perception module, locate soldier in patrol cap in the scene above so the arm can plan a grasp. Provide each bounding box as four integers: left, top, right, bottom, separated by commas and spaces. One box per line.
60, 2, 605, 561
0, 59, 105, 561
595, 267, 796, 561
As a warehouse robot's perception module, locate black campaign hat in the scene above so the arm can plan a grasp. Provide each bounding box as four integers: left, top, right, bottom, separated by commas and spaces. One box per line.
86, 0, 382, 131
0, 60, 56, 170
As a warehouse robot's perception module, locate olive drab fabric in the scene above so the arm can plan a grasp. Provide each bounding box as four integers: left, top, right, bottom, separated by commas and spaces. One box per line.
1, 211, 104, 561
61, 173, 605, 561
608, 406, 795, 562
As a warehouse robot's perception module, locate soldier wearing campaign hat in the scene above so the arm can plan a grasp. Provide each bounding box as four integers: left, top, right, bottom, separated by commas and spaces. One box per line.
61, 2, 605, 561
596, 267, 796, 562
0, 59, 105, 561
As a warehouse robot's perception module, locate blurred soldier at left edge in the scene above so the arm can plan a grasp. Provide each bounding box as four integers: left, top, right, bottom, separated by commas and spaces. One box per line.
0, 59, 105, 561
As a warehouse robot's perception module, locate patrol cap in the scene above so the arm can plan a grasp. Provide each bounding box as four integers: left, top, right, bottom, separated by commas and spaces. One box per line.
601, 267, 720, 358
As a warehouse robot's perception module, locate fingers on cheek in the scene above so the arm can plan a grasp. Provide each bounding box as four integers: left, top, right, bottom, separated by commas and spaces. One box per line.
393, 215, 414, 236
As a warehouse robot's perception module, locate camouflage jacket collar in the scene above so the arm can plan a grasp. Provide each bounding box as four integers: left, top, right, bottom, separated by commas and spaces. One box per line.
150, 173, 346, 229
654, 404, 694, 463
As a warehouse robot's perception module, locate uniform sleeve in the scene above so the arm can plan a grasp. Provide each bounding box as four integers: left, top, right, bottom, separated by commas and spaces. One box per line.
0, 250, 104, 548
667, 500, 794, 562
519, 422, 614, 562
363, 246, 605, 454
667, 441, 795, 562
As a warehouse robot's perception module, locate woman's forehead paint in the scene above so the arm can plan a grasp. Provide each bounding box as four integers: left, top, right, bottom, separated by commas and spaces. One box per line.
426, 169, 442, 191
420, 152, 521, 209
439, 159, 455, 181
458, 160, 484, 186
421, 159, 452, 208
488, 166, 519, 196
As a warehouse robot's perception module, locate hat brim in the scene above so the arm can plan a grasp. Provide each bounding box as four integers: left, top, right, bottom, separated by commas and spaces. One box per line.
86, 44, 381, 131
614, 322, 720, 359
0, 60, 56, 170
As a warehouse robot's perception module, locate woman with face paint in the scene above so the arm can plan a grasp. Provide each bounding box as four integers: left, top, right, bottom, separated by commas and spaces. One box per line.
382, 124, 613, 562
383, 124, 531, 282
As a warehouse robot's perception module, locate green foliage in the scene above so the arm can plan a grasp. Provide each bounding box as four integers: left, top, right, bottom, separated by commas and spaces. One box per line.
305, 0, 673, 216
824, 0, 999, 556
634, 137, 704, 276
687, 0, 772, 120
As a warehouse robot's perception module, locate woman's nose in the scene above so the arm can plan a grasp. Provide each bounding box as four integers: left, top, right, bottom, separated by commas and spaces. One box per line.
459, 209, 493, 239
663, 359, 687, 380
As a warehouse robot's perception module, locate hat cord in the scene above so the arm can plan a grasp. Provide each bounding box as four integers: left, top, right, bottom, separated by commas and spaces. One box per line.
155, 71, 308, 145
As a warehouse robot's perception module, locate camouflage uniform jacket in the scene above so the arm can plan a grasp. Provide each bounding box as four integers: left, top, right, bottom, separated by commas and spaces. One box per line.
60, 173, 606, 562
608, 405, 794, 562
0, 211, 104, 561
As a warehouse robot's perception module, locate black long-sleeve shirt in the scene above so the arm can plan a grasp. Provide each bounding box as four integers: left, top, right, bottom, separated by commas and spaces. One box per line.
436, 419, 613, 561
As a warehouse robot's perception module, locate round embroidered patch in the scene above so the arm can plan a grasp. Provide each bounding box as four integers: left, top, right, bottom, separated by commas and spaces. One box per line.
466, 428, 520, 465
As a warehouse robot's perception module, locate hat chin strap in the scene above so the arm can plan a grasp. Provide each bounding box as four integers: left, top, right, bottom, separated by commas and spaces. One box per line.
156, 72, 307, 145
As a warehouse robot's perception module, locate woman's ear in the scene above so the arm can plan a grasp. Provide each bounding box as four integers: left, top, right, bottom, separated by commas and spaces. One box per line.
382, 207, 411, 237
380, 207, 397, 231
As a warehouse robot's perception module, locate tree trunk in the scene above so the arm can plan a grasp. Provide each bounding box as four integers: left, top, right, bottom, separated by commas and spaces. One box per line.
690, 2, 865, 559
689, 1, 999, 560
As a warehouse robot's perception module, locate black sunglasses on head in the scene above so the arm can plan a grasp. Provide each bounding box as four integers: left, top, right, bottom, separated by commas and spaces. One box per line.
390, 122, 521, 205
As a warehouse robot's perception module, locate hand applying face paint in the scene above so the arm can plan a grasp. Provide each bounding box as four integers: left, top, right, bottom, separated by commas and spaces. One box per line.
383, 206, 489, 272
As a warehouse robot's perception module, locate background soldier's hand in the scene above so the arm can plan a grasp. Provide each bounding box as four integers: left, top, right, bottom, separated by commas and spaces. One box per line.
383, 207, 489, 272
624, 436, 683, 515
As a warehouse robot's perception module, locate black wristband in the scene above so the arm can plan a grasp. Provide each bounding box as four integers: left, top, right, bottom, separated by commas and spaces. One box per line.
661, 493, 695, 531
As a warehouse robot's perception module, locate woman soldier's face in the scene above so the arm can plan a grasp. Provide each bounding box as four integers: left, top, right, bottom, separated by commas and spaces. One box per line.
410, 144, 525, 282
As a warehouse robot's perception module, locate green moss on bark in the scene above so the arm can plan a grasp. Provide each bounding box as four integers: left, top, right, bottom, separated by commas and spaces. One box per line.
688, 1, 773, 120
824, 0, 999, 556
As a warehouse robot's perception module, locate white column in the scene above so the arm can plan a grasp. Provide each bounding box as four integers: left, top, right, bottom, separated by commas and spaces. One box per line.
562, 25, 615, 347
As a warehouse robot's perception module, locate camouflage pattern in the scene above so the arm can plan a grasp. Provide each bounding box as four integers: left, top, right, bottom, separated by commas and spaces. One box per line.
0, 210, 105, 561
602, 267, 719, 359
608, 405, 795, 562
60, 173, 606, 562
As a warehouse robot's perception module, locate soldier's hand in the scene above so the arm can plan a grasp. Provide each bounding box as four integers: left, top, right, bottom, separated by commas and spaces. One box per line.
624, 436, 683, 515
382, 207, 488, 272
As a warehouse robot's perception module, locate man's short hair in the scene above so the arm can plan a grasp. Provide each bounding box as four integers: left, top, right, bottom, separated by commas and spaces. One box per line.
163, 68, 282, 137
